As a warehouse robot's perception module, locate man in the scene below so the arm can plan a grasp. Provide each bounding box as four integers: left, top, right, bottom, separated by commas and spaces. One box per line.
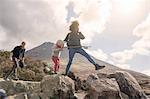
64, 21, 105, 75
4, 42, 26, 80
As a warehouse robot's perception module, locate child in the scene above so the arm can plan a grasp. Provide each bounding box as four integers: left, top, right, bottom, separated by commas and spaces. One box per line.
52, 40, 64, 74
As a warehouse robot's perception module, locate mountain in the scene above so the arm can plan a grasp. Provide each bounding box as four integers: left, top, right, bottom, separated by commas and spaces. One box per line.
25, 42, 54, 60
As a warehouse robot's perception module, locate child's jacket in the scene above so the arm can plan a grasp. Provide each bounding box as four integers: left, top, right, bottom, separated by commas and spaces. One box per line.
52, 45, 62, 57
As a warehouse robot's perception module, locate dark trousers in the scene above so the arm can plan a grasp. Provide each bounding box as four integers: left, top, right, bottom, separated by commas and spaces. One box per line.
65, 48, 96, 74
5, 57, 20, 79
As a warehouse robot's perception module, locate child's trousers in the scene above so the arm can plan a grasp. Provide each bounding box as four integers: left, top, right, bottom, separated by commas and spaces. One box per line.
52, 56, 60, 73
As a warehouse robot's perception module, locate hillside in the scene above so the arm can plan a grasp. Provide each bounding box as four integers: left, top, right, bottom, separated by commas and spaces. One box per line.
25, 42, 150, 79
0, 50, 50, 81
0, 43, 150, 98
25, 42, 120, 71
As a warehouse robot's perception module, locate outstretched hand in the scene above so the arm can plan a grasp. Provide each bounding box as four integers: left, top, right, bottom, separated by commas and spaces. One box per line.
83, 46, 88, 49
83, 46, 91, 49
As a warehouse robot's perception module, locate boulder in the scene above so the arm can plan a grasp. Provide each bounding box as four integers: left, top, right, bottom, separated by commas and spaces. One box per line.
75, 92, 87, 99
85, 74, 122, 99
86, 73, 99, 84
1, 71, 149, 99
13, 93, 28, 99
139, 80, 150, 96
97, 73, 111, 78
41, 75, 76, 99
67, 71, 83, 92
27, 93, 41, 99
114, 71, 148, 99
0, 80, 40, 96
121, 92, 129, 99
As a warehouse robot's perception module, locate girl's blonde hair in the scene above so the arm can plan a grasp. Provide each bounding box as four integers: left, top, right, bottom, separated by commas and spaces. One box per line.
69, 21, 79, 32
56, 40, 64, 48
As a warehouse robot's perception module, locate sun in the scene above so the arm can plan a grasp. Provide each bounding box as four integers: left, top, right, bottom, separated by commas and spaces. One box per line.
115, 0, 143, 14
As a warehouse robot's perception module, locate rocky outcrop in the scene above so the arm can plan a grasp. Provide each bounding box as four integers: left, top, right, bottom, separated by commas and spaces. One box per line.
0, 71, 149, 99
1, 75, 77, 99
81, 71, 149, 99
13, 93, 28, 99
41, 75, 76, 99
85, 77, 122, 99
114, 71, 148, 99
139, 79, 150, 98
0, 79, 40, 96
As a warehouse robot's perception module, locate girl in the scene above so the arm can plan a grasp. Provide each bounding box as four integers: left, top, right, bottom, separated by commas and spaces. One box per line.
64, 21, 105, 75
52, 40, 64, 74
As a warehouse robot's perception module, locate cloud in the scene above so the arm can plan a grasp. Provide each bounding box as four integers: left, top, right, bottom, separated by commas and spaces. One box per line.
66, 1, 79, 22
142, 69, 150, 76
116, 64, 131, 69
111, 50, 136, 63
133, 13, 150, 55
86, 49, 108, 61
0, 25, 7, 43
86, 49, 132, 70
111, 13, 150, 64
0, 26, 8, 50
86, 49, 132, 69
0, 0, 69, 50
69, 0, 112, 43
0, 0, 112, 50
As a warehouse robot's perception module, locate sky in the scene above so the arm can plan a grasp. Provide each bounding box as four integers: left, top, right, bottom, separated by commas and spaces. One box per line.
0, 0, 149, 76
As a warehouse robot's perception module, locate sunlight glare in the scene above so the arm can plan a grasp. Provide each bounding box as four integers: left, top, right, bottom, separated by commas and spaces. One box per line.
115, 0, 143, 14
